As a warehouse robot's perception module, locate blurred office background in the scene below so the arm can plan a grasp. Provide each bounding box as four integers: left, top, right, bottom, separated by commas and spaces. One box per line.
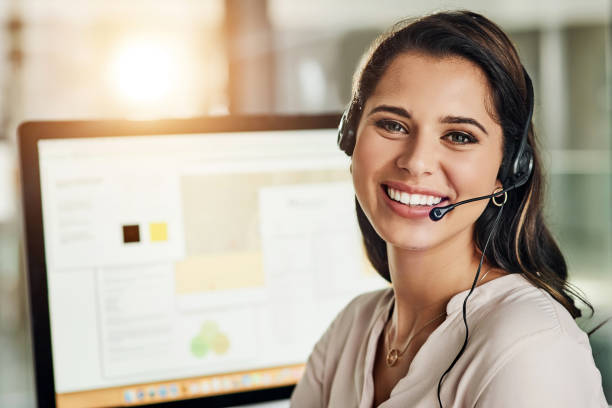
0, 0, 610, 406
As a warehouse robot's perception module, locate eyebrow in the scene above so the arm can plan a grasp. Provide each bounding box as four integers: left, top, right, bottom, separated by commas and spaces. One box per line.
368, 105, 412, 119
440, 115, 489, 136
367, 105, 489, 136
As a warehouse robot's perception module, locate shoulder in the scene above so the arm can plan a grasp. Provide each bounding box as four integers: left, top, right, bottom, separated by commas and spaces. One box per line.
473, 274, 589, 352
468, 275, 607, 406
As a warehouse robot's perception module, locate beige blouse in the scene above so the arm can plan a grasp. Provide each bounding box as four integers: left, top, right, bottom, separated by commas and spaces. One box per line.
290, 274, 608, 407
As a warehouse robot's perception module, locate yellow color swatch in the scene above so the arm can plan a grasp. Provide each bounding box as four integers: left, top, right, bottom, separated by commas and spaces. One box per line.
150, 222, 168, 242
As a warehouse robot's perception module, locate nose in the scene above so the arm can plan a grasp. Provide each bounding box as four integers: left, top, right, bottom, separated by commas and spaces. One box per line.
395, 131, 436, 177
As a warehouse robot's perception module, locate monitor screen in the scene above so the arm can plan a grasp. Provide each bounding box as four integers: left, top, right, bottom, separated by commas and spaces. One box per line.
35, 125, 388, 407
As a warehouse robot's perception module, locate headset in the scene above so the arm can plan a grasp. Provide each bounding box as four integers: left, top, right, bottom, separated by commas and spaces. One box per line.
338, 66, 535, 407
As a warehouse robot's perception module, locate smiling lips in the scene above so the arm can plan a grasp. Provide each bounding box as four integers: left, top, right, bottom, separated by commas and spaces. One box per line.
386, 186, 442, 206
383, 184, 448, 207
380, 183, 450, 219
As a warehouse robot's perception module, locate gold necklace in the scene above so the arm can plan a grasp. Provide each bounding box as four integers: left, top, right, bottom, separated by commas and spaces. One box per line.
385, 311, 446, 367
384, 267, 493, 367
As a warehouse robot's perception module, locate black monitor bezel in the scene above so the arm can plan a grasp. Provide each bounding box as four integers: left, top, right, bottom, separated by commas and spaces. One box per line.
18, 114, 342, 408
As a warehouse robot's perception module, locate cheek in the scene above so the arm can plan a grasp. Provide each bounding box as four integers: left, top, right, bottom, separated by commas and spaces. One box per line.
351, 134, 394, 198
351, 135, 375, 184
446, 149, 502, 195
351, 146, 373, 203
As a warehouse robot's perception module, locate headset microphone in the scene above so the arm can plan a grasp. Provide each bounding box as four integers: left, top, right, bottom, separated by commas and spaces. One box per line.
429, 185, 515, 221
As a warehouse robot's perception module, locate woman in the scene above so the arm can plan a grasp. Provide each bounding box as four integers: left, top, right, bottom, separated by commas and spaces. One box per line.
290, 10, 608, 408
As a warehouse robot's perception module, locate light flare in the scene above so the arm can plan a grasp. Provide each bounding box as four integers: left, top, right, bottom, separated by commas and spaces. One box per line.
110, 40, 176, 104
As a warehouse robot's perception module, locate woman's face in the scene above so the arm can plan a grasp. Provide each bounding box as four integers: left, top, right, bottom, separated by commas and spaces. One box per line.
352, 52, 504, 251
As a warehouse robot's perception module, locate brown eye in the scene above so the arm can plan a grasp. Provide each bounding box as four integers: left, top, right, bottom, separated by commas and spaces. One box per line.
445, 132, 477, 144
376, 119, 408, 134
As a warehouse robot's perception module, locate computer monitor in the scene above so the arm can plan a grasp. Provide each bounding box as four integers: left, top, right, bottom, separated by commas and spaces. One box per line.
18, 115, 388, 408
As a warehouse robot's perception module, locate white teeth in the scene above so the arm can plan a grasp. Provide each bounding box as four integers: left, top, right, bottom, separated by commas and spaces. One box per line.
386, 187, 443, 207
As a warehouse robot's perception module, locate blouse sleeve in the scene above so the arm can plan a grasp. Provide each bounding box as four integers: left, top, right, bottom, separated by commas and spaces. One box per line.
475, 332, 609, 408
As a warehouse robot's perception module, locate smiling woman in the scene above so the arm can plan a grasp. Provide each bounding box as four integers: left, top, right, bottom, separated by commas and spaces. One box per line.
290, 10, 608, 408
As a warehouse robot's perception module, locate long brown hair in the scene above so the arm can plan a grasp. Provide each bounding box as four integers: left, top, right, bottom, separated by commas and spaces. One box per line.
339, 10, 592, 319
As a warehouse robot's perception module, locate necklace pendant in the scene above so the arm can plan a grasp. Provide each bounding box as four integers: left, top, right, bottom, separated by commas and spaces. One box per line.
386, 348, 399, 367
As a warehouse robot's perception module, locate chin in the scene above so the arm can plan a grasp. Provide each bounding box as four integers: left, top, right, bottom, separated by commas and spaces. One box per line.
390, 239, 439, 252
395, 243, 431, 252
376, 224, 442, 252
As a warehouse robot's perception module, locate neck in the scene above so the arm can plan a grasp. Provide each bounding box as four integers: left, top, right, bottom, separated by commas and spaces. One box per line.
386, 229, 485, 343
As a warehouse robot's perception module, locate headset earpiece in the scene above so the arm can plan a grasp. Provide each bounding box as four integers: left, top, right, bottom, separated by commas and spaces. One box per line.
503, 66, 535, 190
337, 108, 351, 153
510, 144, 533, 189
337, 101, 360, 156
